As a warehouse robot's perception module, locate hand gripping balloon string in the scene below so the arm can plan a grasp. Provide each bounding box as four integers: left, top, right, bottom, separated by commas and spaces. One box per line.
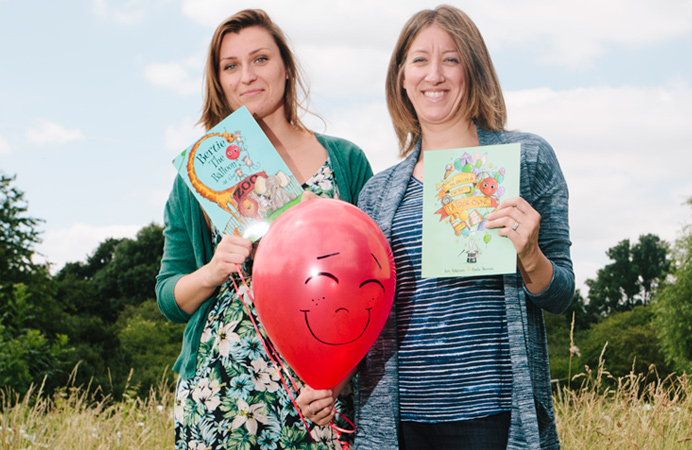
230, 264, 312, 441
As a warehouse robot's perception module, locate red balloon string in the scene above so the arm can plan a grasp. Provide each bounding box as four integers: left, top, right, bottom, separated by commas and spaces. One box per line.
231, 264, 358, 448
331, 411, 356, 449
229, 265, 313, 442
232, 267, 302, 393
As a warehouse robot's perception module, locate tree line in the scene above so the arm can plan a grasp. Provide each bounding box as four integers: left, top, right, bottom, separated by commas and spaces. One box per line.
1, 173, 182, 398
1, 172, 691, 398
546, 199, 692, 386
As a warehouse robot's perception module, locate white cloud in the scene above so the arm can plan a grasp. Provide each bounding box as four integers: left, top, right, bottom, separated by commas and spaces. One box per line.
504, 81, 692, 286
297, 44, 390, 100
469, 0, 692, 67
164, 116, 205, 151
181, 0, 692, 71
35, 223, 141, 272
179, 0, 421, 47
304, 101, 398, 174
144, 56, 203, 96
93, 0, 173, 25
25, 120, 85, 145
0, 135, 9, 155
180, 0, 237, 27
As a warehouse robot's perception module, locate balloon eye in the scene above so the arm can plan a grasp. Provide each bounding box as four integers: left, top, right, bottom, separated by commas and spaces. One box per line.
359, 279, 385, 292
305, 272, 339, 284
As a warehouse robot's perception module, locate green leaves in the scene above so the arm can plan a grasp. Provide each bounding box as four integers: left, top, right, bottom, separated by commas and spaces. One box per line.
586, 234, 670, 317
654, 197, 692, 373
1, 172, 181, 398
0, 173, 43, 280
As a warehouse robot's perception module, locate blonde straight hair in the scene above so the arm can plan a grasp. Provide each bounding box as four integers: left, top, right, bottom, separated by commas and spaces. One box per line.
386, 5, 507, 157
198, 9, 310, 132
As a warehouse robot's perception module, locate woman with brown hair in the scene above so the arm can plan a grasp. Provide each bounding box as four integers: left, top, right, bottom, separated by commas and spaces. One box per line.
355, 5, 574, 449
156, 9, 372, 449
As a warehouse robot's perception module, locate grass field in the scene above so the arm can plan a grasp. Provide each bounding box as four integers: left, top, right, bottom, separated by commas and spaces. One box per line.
555, 363, 692, 449
2, 363, 691, 449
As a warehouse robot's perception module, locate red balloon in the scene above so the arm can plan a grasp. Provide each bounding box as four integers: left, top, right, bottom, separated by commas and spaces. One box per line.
252, 198, 395, 389
226, 144, 240, 160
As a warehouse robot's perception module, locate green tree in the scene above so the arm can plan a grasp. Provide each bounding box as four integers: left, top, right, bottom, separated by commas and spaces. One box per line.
2, 174, 175, 397
0, 173, 41, 284
0, 173, 67, 394
576, 305, 671, 381
586, 234, 670, 317
115, 300, 184, 396
632, 234, 671, 303
654, 197, 692, 373
52, 223, 169, 396
94, 224, 164, 318
51, 237, 122, 392
56, 237, 124, 322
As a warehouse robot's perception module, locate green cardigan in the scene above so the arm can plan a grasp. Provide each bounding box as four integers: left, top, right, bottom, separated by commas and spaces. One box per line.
156, 133, 373, 379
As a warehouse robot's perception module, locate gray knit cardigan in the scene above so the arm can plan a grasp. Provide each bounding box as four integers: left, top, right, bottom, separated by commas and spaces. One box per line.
354, 125, 574, 449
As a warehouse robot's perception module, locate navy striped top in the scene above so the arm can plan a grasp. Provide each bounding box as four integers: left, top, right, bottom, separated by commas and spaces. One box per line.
391, 177, 512, 422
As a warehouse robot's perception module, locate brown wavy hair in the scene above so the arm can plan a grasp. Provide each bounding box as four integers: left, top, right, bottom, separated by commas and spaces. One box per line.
198, 9, 309, 131
386, 5, 507, 157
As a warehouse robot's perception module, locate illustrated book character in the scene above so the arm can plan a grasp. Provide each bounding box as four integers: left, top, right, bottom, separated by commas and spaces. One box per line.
172, 106, 303, 240
422, 143, 520, 277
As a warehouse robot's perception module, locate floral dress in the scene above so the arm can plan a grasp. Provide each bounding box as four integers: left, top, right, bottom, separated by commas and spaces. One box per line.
175, 160, 353, 450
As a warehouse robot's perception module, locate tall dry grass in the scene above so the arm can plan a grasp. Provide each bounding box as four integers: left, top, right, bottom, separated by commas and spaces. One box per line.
555, 367, 692, 449
2, 359, 691, 449
554, 320, 692, 450
0, 369, 174, 450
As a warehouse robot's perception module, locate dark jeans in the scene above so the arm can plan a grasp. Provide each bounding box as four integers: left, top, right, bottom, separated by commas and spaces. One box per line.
399, 412, 511, 450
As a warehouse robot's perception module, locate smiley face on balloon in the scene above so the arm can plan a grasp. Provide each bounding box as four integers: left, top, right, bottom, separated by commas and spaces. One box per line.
300, 250, 389, 346
252, 198, 395, 389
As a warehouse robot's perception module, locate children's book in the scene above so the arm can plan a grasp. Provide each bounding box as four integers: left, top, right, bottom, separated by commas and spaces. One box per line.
172, 106, 303, 241
421, 144, 521, 278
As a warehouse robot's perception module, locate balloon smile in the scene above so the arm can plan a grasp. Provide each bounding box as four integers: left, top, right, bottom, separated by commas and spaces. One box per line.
301, 308, 371, 346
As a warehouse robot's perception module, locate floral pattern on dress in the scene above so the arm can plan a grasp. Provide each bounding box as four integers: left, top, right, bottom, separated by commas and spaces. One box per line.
301, 160, 340, 198
175, 159, 353, 450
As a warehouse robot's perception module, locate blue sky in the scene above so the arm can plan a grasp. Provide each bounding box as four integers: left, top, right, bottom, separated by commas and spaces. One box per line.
1, 0, 691, 292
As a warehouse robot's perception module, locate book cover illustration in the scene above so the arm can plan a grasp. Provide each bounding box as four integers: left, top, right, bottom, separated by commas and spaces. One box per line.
422, 143, 521, 278
172, 106, 303, 241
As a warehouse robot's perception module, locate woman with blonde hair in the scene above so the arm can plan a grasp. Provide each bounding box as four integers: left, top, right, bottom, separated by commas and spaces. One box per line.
156, 9, 372, 449
355, 5, 574, 449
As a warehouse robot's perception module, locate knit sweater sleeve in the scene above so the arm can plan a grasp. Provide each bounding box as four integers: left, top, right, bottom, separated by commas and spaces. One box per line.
518, 134, 575, 314
155, 175, 214, 324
